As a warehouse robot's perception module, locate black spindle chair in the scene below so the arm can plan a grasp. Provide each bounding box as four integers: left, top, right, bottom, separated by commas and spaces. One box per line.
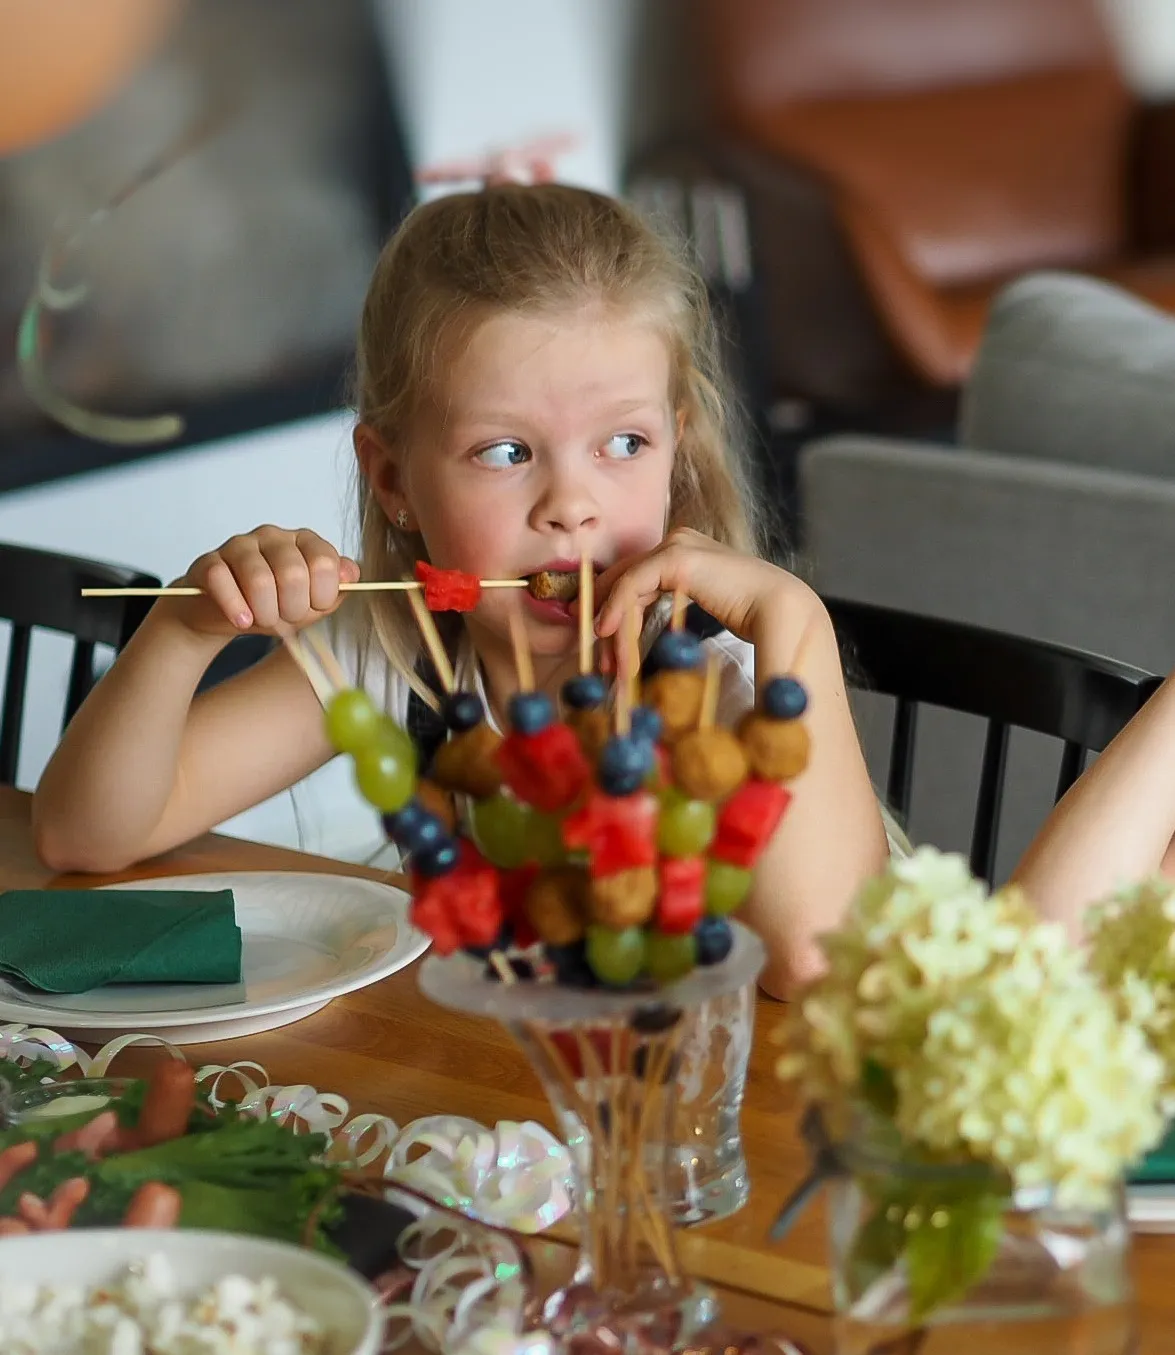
0, 543, 160, 785
824, 597, 1164, 881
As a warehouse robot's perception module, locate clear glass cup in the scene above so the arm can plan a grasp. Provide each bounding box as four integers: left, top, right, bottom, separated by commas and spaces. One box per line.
555, 974, 756, 1226
826, 1116, 1135, 1355
0, 1077, 138, 1127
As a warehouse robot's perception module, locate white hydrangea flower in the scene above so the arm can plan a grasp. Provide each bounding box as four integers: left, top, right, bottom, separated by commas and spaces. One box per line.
1087, 877, 1175, 1111
778, 848, 1165, 1206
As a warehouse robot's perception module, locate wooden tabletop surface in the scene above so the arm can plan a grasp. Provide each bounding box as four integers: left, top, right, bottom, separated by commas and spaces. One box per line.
1, 784, 1171, 1354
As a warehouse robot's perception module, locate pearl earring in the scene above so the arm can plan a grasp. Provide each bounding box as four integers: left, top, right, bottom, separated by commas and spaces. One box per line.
395, 509, 410, 530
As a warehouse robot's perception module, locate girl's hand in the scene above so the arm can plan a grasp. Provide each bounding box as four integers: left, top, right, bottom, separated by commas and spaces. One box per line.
591, 528, 811, 675
165, 526, 360, 639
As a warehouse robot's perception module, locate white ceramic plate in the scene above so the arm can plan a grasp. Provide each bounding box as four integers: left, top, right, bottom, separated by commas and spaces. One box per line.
0, 871, 428, 1044
0, 1228, 383, 1355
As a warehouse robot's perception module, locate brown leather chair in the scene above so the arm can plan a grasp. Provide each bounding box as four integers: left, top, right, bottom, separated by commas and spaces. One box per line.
687, 0, 1175, 394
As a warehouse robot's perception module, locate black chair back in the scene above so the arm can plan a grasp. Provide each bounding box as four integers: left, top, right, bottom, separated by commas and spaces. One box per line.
825, 597, 1163, 880
0, 543, 160, 784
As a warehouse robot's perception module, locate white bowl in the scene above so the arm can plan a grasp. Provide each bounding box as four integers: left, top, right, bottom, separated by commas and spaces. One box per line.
0, 1228, 384, 1355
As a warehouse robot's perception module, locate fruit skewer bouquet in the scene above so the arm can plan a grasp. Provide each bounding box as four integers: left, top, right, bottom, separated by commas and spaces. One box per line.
316, 559, 810, 990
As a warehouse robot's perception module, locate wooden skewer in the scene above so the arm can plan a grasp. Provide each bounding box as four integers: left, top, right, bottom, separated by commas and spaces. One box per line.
508, 600, 535, 693
578, 550, 594, 676
669, 589, 687, 632
615, 606, 639, 737
406, 587, 455, 693
698, 652, 720, 730
303, 627, 349, 691
282, 633, 333, 704
626, 606, 642, 715
80, 578, 531, 599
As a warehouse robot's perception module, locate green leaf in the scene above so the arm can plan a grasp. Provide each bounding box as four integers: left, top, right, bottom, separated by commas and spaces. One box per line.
859, 1058, 898, 1118
845, 1202, 908, 1302
905, 1190, 1005, 1322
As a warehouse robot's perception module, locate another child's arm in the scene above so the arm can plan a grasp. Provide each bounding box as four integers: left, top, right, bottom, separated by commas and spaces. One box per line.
594, 529, 890, 998
32, 527, 359, 873
1011, 672, 1175, 937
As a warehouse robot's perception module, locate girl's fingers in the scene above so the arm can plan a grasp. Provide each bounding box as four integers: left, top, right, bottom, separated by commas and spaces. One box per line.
193, 554, 254, 630
258, 535, 313, 622
0, 1219, 29, 1236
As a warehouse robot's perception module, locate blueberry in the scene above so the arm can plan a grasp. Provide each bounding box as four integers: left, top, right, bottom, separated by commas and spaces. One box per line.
562, 673, 607, 711
383, 801, 447, 854
646, 631, 702, 675
413, 838, 460, 878
443, 691, 484, 732
597, 735, 652, 796
762, 676, 808, 721
382, 800, 424, 842
630, 1001, 682, 1034
545, 941, 598, 988
508, 691, 555, 735
390, 802, 455, 856
695, 916, 734, 966
629, 705, 663, 746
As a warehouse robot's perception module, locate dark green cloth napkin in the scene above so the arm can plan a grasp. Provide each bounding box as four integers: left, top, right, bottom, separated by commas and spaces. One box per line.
0, 889, 242, 993
1130, 1121, 1175, 1185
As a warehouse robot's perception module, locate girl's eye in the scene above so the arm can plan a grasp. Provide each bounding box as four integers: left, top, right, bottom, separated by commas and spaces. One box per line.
601, 433, 647, 460
475, 440, 531, 468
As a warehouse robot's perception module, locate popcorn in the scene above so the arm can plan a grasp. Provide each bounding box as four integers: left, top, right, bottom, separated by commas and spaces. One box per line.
0, 1258, 328, 1355
778, 847, 1165, 1209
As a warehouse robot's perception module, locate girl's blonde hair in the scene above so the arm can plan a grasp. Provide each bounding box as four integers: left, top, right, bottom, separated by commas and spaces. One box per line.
350, 183, 759, 692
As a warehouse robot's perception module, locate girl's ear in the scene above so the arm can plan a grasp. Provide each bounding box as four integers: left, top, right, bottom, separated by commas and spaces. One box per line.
354, 423, 415, 530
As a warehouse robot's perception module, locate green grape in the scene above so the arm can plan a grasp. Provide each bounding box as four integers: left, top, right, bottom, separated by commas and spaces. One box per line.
585, 926, 647, 987
372, 715, 416, 761
470, 794, 533, 869
705, 861, 753, 916
324, 689, 380, 754
353, 741, 416, 813
530, 811, 566, 867
657, 788, 716, 857
645, 929, 697, 983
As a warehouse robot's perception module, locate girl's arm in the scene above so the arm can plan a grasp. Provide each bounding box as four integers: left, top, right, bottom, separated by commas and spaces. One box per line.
741, 597, 890, 999
32, 527, 357, 873
1011, 673, 1175, 938
594, 529, 890, 997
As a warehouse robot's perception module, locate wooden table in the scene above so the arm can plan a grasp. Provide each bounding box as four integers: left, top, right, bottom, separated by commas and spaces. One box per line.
2, 785, 1172, 1353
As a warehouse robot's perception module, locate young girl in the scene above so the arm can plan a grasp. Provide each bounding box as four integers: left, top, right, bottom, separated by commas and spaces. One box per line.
31, 183, 891, 998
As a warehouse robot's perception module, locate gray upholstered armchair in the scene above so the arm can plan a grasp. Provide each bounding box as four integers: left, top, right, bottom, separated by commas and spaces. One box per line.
800, 271, 1175, 875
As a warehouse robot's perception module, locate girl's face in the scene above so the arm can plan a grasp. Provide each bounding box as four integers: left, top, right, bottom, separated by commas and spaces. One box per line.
402, 304, 676, 663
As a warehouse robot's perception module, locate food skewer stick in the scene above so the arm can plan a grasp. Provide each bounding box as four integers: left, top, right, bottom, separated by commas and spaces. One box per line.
79, 578, 532, 599
614, 605, 640, 737
303, 628, 349, 692
507, 599, 535, 693
282, 633, 333, 705
406, 587, 456, 694
669, 588, 687, 632
698, 652, 720, 731
578, 550, 594, 676
627, 606, 642, 716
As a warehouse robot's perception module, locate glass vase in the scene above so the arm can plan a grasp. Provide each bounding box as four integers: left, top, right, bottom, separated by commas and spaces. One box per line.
420, 923, 805, 1354
825, 1118, 1136, 1355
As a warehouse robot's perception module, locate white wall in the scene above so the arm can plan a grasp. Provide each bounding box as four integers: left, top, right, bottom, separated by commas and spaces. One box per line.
1100, 0, 1175, 96
374, 0, 641, 194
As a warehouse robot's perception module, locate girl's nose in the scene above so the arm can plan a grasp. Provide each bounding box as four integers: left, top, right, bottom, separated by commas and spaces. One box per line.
531, 467, 599, 535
